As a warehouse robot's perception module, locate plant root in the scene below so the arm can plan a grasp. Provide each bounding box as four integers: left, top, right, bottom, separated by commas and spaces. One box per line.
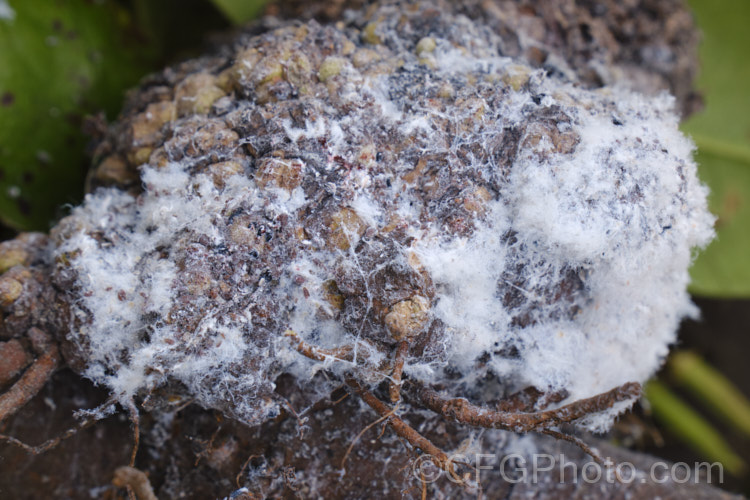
341, 402, 398, 471
0, 339, 60, 424
495, 386, 568, 412
345, 377, 468, 484
284, 330, 357, 363
236, 454, 260, 489
0, 395, 117, 454
287, 329, 641, 470
406, 380, 641, 433
537, 427, 608, 466
389, 340, 409, 403
112, 466, 158, 500
126, 400, 141, 467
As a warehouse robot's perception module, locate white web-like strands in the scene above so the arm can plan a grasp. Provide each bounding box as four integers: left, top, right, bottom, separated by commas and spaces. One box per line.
52, 1, 714, 432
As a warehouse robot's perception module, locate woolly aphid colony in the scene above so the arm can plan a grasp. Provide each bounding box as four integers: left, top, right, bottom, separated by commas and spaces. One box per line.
4, 0, 714, 484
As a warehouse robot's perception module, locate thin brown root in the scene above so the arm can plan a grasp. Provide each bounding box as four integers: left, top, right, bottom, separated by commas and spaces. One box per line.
538, 428, 608, 466
194, 425, 222, 467
341, 403, 398, 470
278, 396, 301, 420
127, 401, 140, 467
345, 377, 465, 484
276, 395, 309, 438
376, 417, 388, 439
299, 386, 349, 420
0, 396, 117, 454
285, 330, 393, 372
113, 466, 158, 500
0, 342, 60, 423
495, 387, 567, 413
330, 390, 349, 407
408, 380, 641, 433
236, 454, 260, 488
389, 341, 409, 403
284, 330, 356, 363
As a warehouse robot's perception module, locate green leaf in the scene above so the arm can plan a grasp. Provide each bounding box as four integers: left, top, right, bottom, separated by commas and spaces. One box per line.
669, 351, 750, 438
0, 0, 153, 230
689, 148, 750, 295
645, 379, 746, 476
685, 0, 750, 296
210, 0, 268, 25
